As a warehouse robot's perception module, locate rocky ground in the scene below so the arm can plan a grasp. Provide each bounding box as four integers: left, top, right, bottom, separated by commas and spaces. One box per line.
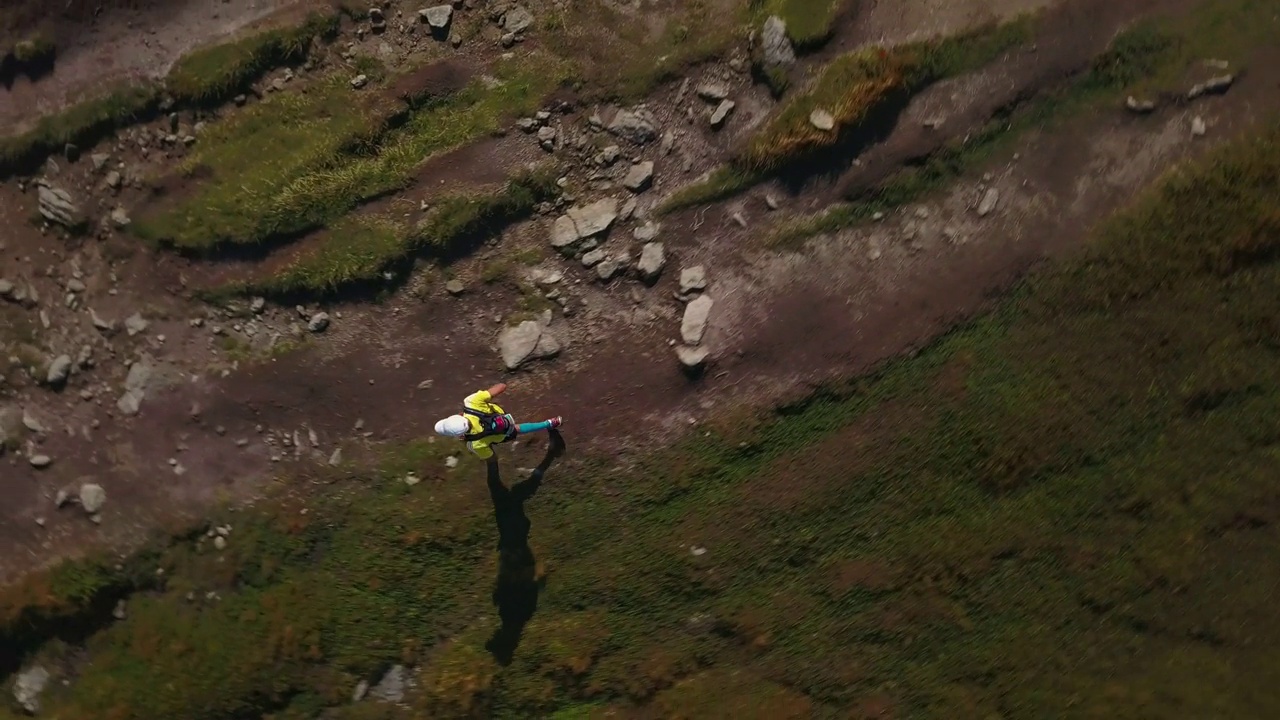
2, 0, 1279, 715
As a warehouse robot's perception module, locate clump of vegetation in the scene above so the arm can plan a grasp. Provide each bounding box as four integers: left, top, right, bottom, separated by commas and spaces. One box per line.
235, 167, 560, 297
662, 17, 1034, 213
167, 12, 340, 106
11, 32, 55, 64
0, 11, 341, 177
752, 0, 846, 51
0, 84, 160, 176
136, 53, 569, 250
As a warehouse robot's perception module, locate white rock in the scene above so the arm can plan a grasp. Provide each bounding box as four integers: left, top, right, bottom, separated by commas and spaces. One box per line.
681, 295, 714, 345
29, 454, 53, 469
679, 265, 707, 295
676, 345, 709, 369
623, 161, 655, 192
977, 188, 1000, 217
1191, 116, 1207, 137
46, 355, 73, 385
308, 312, 331, 333
637, 242, 666, 284
13, 665, 50, 715
809, 108, 835, 131
709, 99, 736, 128
80, 483, 107, 513
420, 5, 453, 29
125, 312, 149, 336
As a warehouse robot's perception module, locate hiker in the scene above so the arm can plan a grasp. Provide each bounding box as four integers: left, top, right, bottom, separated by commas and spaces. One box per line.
433, 382, 562, 460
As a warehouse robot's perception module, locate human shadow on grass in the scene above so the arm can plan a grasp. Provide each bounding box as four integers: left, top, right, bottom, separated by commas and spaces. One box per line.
484, 428, 565, 665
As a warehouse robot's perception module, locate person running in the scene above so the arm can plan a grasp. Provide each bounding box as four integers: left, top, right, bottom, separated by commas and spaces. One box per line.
433, 382, 562, 460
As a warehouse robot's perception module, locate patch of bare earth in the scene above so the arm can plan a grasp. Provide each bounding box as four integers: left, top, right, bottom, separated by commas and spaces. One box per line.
1, 0, 1275, 590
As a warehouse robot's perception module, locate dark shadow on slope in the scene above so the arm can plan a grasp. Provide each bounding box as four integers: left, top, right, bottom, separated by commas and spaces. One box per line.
484, 428, 565, 665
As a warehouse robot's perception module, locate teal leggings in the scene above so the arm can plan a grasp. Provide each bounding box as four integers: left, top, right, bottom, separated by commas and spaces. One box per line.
516, 420, 554, 434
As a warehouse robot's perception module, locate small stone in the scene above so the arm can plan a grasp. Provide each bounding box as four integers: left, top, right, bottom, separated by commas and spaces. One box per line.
622, 161, 655, 192
421, 5, 454, 29
1191, 116, 1207, 137
80, 483, 107, 513
353, 680, 370, 703
55, 490, 70, 508
13, 665, 50, 715
679, 265, 707, 295
113, 599, 127, 620
637, 242, 666, 284
1125, 96, 1156, 114
125, 313, 149, 336
537, 125, 557, 150
67, 278, 86, 293
110, 206, 131, 228
234, 94, 247, 106
405, 473, 422, 485
607, 107, 659, 145
709, 100, 736, 128
516, 117, 538, 133
764, 193, 780, 210
977, 188, 1000, 217
46, 355, 73, 386
633, 222, 659, 242
598, 145, 621, 166
681, 295, 714, 345
0, 279, 13, 298
105, 170, 123, 189
676, 345, 709, 370
214, 536, 227, 550
581, 248, 606, 267
503, 6, 535, 33
329, 448, 343, 466
760, 15, 796, 68
351, 74, 369, 89
308, 312, 331, 333
445, 455, 459, 468
809, 108, 835, 131
696, 81, 729, 101
91, 153, 110, 171
596, 258, 625, 282
90, 308, 115, 332
445, 279, 466, 295
29, 454, 53, 469
250, 297, 266, 314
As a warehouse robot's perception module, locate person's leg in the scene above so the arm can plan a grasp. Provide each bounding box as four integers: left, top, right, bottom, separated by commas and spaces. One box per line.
515, 416, 563, 434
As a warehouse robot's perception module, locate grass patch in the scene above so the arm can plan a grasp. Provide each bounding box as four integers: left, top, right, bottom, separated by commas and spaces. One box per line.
11, 123, 1280, 717
662, 17, 1034, 213
136, 53, 569, 250
769, 0, 1278, 244
0, 11, 343, 178
753, 0, 845, 51
0, 84, 161, 176
659, 166, 766, 214
166, 12, 340, 106
235, 167, 560, 297
11, 33, 55, 64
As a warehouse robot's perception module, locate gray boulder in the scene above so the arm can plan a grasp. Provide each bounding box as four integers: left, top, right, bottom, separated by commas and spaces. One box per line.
46, 355, 73, 386
498, 320, 561, 370
13, 665, 50, 714
623, 161, 655, 192
369, 664, 407, 703
681, 295, 714, 346
637, 242, 666, 284
679, 265, 707, 295
607, 107, 659, 144
677, 345, 709, 370
503, 6, 535, 33
760, 16, 796, 67
550, 199, 619, 249
80, 483, 107, 514
421, 5, 453, 30
117, 359, 154, 417
37, 182, 84, 228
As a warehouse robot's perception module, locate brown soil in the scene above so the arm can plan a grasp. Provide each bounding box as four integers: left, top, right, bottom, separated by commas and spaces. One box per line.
0, 0, 1276, 596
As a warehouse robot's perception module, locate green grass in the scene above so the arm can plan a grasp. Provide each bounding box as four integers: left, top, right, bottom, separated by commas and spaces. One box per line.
8, 122, 1280, 717
0, 84, 161, 175
11, 33, 55, 64
234, 167, 561, 297
0, 12, 342, 178
663, 17, 1034, 212
135, 53, 569, 250
167, 12, 340, 106
768, 0, 1277, 245
753, 0, 845, 51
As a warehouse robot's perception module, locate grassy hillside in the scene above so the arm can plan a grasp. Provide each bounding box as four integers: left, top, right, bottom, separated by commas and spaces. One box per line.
4, 114, 1279, 718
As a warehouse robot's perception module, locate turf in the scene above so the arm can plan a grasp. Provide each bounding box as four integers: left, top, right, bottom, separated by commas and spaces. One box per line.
6, 119, 1280, 718
134, 53, 569, 251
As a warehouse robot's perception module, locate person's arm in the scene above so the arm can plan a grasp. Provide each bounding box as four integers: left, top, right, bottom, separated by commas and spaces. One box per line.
487, 382, 508, 398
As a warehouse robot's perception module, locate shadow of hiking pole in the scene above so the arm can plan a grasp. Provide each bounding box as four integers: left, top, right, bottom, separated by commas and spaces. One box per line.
484, 428, 565, 665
